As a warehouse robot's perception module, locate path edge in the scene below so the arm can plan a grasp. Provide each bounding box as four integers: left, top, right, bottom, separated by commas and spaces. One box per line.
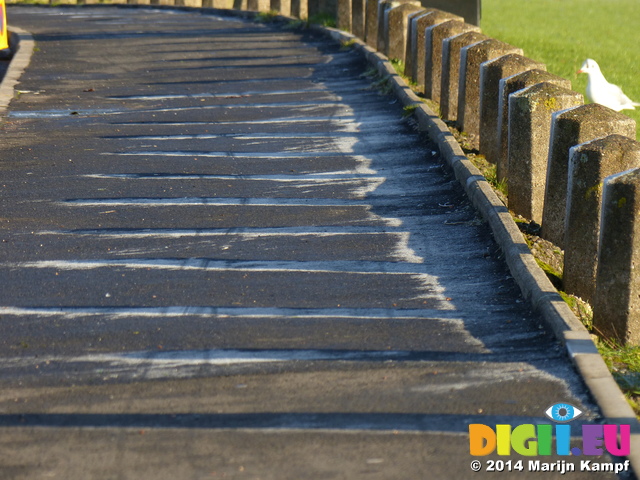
315, 25, 640, 474
0, 26, 35, 117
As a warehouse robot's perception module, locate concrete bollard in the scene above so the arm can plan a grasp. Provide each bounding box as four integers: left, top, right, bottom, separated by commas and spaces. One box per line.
291, 0, 308, 18
564, 135, 640, 303
541, 103, 636, 248
440, 31, 487, 122
496, 69, 570, 181
457, 39, 522, 148
507, 83, 583, 224
405, 10, 462, 93
365, 0, 382, 48
309, 0, 337, 18
337, 0, 352, 31
351, 0, 366, 38
424, 20, 479, 103
271, 0, 292, 14
376, 0, 395, 54
247, 0, 270, 10
385, 2, 423, 60
404, 10, 432, 82
478, 54, 545, 165
594, 167, 640, 345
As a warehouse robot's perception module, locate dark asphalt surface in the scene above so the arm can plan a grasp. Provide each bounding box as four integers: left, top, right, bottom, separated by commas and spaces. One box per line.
0, 6, 627, 479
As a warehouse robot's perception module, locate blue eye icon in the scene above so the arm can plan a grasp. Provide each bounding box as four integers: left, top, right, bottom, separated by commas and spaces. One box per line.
545, 403, 583, 423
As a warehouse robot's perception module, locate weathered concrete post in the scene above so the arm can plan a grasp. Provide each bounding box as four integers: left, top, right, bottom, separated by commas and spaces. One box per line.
385, 2, 423, 60
405, 10, 462, 93
337, 0, 352, 31
564, 135, 640, 303
291, 0, 308, 19
440, 31, 487, 122
247, 0, 270, 10
309, 0, 337, 18
478, 54, 545, 164
496, 69, 570, 181
404, 10, 432, 83
424, 20, 479, 103
351, 0, 366, 38
541, 104, 636, 248
271, 0, 292, 14
365, 0, 382, 48
376, 0, 400, 55
457, 39, 522, 149
507, 83, 583, 224
594, 168, 640, 345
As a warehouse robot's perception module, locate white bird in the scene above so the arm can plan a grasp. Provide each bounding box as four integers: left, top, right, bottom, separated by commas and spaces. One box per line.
577, 58, 640, 112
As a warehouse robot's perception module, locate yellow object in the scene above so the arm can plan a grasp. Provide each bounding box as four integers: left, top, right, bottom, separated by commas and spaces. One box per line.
0, 0, 8, 51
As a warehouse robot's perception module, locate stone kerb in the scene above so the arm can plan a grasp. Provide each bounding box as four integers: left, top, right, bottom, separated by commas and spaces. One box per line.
541, 104, 636, 248
424, 20, 479, 103
457, 39, 522, 149
496, 69, 570, 181
564, 135, 640, 304
594, 167, 640, 345
440, 31, 487, 122
479, 54, 545, 165
384, 2, 424, 60
405, 10, 462, 93
507, 83, 583, 224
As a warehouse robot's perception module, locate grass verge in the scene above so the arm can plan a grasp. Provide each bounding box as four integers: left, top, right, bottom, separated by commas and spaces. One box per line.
481, 0, 640, 139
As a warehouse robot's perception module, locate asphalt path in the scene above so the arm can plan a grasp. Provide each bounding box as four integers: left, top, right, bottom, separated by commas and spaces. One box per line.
0, 6, 628, 479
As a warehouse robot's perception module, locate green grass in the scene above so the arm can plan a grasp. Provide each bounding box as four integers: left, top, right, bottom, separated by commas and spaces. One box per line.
599, 341, 640, 413
308, 12, 336, 28
482, 0, 640, 139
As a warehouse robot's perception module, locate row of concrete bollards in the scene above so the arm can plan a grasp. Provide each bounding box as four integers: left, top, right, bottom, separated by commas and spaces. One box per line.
330, 0, 640, 345
21, 0, 640, 344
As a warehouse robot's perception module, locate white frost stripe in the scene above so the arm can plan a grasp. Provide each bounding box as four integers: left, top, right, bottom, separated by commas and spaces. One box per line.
0, 306, 456, 320
13, 258, 432, 273
83, 174, 383, 181
62, 197, 371, 207
140, 102, 346, 113
112, 116, 356, 125
109, 115, 401, 126
103, 151, 380, 159
72, 349, 416, 366
37, 226, 406, 237
108, 133, 367, 140
110, 89, 328, 100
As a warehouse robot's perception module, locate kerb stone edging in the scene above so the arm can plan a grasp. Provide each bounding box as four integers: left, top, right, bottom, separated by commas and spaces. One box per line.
318, 25, 640, 472
1, 7, 639, 473
0, 27, 35, 116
